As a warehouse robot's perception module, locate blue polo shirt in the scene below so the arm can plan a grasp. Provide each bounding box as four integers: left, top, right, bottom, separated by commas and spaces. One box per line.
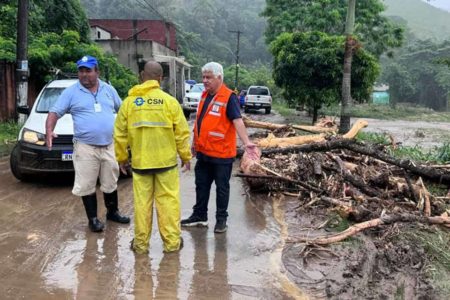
50, 80, 122, 146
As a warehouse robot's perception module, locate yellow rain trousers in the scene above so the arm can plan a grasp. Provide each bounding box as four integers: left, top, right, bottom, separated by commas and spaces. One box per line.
114, 80, 192, 253
132, 168, 181, 253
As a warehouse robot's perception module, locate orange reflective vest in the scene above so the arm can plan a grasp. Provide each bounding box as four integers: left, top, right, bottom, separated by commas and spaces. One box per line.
194, 84, 236, 158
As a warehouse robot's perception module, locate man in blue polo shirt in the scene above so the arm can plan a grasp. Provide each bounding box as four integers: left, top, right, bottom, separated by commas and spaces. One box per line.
45, 55, 130, 232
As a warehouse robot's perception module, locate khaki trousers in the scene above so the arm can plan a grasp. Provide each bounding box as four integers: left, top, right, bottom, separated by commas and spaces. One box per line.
72, 141, 119, 197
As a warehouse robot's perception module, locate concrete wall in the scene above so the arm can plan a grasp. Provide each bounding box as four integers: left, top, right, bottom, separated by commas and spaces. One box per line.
94, 40, 189, 103
152, 43, 176, 57
90, 27, 111, 40
96, 40, 155, 74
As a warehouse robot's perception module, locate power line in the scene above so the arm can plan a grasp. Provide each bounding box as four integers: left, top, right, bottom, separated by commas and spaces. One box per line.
135, 0, 167, 21
229, 30, 242, 89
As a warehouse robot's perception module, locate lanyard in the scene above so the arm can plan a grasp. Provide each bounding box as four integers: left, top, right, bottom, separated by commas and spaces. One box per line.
91, 89, 99, 103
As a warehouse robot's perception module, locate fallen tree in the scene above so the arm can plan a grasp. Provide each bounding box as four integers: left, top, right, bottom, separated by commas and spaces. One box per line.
238, 117, 450, 247
260, 138, 450, 185
255, 119, 368, 149
242, 115, 337, 133
287, 212, 450, 245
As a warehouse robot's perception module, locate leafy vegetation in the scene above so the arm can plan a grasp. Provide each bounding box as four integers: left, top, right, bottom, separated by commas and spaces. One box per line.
389, 144, 450, 164
380, 39, 450, 112
0, 121, 20, 156
0, 121, 20, 143
355, 131, 450, 164
270, 31, 380, 123
355, 131, 391, 145
407, 229, 450, 296
272, 101, 297, 118
223, 63, 278, 94
0, 0, 90, 42
262, 0, 402, 125
0, 1, 137, 97
262, 0, 403, 58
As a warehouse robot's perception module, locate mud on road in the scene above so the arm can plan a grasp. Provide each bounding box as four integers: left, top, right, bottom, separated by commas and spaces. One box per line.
246, 110, 450, 299
361, 118, 450, 149
0, 129, 298, 299
1, 110, 448, 299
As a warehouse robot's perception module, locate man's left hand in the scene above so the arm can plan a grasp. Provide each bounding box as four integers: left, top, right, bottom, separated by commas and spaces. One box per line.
119, 162, 130, 175
244, 142, 259, 160
182, 160, 191, 172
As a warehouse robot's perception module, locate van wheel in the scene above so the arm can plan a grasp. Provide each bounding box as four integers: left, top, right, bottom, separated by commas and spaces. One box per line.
265, 108, 271, 114
10, 144, 29, 181
244, 107, 250, 114
183, 109, 190, 119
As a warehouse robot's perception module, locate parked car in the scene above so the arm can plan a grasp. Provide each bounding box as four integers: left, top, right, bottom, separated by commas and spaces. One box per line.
10, 79, 77, 180
244, 85, 272, 114
182, 83, 205, 118
185, 79, 196, 93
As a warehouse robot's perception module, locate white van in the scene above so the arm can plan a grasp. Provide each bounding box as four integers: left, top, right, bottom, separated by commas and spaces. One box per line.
10, 79, 77, 180
182, 83, 205, 118
244, 85, 272, 114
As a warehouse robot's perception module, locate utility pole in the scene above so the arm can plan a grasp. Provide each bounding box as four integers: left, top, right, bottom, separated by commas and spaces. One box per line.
229, 30, 242, 90
16, 0, 29, 124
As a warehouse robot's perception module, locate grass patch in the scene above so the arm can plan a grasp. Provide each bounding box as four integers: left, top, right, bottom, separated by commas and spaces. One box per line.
389, 143, 450, 164
0, 121, 20, 144
272, 101, 297, 118
356, 131, 450, 164
407, 228, 450, 297
326, 213, 350, 232
356, 131, 391, 145
320, 103, 450, 122
0, 121, 19, 156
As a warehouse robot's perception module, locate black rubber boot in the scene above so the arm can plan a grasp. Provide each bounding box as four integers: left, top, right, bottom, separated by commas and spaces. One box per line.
81, 193, 104, 232
104, 190, 130, 224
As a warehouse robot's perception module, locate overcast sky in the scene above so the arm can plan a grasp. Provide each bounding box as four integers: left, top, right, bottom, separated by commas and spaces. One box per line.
423, 0, 450, 11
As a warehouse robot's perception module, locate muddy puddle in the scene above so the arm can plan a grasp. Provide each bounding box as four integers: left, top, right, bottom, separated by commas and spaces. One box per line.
0, 154, 299, 299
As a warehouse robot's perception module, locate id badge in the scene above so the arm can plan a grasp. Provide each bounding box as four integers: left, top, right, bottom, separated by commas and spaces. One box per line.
94, 102, 102, 112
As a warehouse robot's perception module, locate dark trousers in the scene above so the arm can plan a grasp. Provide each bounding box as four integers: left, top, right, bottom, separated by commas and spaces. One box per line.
193, 159, 233, 222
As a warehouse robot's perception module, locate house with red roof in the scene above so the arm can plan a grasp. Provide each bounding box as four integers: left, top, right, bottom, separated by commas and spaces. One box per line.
89, 19, 191, 102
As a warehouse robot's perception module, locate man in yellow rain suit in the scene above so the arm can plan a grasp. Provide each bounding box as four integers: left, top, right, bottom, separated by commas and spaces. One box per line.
114, 61, 192, 254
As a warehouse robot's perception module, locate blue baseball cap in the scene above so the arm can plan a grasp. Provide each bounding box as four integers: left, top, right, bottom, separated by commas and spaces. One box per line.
76, 55, 98, 69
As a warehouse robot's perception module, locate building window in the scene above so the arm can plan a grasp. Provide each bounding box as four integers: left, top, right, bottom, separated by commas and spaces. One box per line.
97, 31, 101, 39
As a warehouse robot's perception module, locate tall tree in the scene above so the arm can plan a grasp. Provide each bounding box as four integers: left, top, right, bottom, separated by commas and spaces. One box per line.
1, 0, 90, 42
0, 1, 137, 97
380, 39, 450, 112
262, 0, 403, 58
270, 31, 379, 124
339, 0, 356, 133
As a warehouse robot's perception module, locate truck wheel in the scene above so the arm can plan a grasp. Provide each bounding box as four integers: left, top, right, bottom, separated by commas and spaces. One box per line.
265, 107, 271, 114
10, 144, 29, 181
183, 109, 191, 119
244, 107, 250, 114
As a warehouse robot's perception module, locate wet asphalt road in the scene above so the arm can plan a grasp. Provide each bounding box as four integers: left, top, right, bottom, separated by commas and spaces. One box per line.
0, 115, 299, 300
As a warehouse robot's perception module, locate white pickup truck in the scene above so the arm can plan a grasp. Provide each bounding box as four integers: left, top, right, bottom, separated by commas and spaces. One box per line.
244, 85, 272, 114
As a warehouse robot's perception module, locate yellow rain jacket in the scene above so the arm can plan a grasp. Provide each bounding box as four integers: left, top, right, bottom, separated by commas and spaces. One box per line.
114, 80, 191, 253
114, 80, 192, 168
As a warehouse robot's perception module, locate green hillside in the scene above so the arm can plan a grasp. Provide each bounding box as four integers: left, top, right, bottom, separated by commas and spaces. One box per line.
384, 0, 450, 41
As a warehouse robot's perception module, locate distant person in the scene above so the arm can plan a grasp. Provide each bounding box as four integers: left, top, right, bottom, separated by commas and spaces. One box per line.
46, 55, 130, 233
114, 61, 192, 254
181, 62, 258, 233
238, 90, 246, 109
